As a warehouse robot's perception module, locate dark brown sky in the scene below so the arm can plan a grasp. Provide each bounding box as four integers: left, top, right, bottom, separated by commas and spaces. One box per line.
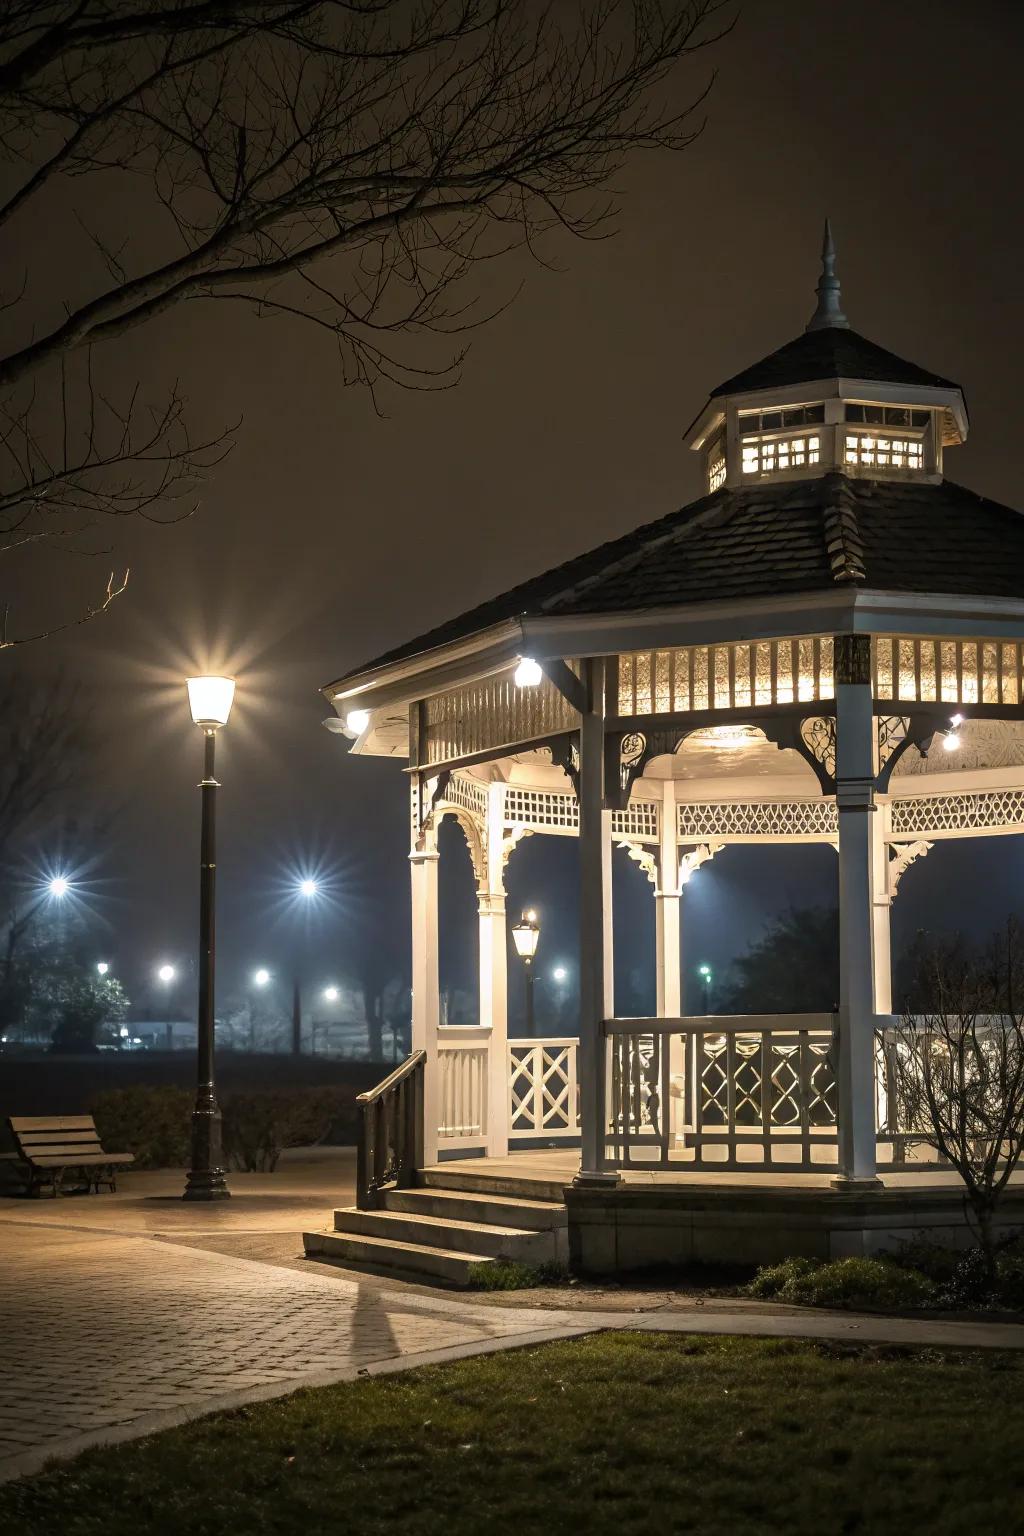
13, 0, 1024, 1012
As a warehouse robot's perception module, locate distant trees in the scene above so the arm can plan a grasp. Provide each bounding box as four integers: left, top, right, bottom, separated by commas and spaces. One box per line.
720, 906, 839, 1015
1, 0, 729, 644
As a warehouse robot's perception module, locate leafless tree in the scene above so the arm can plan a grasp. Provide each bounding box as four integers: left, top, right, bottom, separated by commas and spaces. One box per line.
890, 925, 1024, 1279
0, 0, 730, 644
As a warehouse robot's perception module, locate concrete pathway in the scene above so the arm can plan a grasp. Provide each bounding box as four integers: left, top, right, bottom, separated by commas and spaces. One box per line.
2, 1151, 1023, 1487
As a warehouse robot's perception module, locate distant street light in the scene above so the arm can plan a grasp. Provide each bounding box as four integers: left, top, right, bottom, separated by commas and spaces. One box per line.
698, 962, 713, 1015
96, 961, 110, 977
299, 878, 318, 898
183, 674, 236, 1203
323, 985, 339, 1002
253, 967, 270, 987
512, 909, 541, 1034
552, 965, 568, 983
48, 875, 70, 898
158, 963, 176, 984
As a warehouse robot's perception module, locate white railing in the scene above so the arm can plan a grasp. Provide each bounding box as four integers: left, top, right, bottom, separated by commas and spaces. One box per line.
509, 1038, 580, 1140
437, 1027, 489, 1148
607, 1015, 839, 1171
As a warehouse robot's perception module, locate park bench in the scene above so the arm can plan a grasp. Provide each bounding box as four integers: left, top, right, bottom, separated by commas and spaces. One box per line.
8, 1115, 134, 1197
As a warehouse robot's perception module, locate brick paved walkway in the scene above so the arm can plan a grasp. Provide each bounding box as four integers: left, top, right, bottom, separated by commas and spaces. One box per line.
0, 1219, 586, 1482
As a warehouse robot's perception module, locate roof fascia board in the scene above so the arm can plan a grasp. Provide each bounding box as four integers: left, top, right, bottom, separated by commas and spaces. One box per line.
848, 591, 1024, 638
323, 619, 524, 711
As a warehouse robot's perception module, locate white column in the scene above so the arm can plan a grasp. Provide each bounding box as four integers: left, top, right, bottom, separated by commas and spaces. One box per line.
834, 641, 881, 1188
575, 657, 618, 1185
410, 828, 440, 1167
479, 781, 510, 1156
871, 799, 893, 1017
655, 780, 682, 1017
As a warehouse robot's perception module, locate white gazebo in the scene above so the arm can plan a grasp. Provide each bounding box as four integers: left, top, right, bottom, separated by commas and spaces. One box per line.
304, 227, 1024, 1280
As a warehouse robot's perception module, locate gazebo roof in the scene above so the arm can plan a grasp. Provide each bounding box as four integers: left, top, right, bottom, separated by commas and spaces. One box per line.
346, 473, 1024, 679
709, 325, 960, 399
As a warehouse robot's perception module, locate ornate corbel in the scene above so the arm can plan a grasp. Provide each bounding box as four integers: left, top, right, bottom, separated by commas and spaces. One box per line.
616, 838, 659, 886
679, 840, 725, 888
875, 714, 938, 792
887, 839, 932, 897
501, 825, 534, 871
604, 728, 683, 810
548, 732, 581, 800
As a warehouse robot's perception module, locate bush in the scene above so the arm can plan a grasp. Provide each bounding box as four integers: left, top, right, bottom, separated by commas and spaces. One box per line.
750, 1255, 936, 1310
91, 1085, 192, 1168
222, 1087, 358, 1171
891, 1235, 1024, 1311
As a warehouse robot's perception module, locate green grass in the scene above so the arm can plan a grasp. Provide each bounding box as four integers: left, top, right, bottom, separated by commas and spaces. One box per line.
3, 1334, 1022, 1536
466, 1259, 571, 1290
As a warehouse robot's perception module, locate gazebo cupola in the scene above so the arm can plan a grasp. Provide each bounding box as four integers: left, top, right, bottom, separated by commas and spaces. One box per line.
688, 222, 968, 494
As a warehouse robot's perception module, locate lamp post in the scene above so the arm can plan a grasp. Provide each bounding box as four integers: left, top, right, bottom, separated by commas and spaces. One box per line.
183, 674, 235, 1202
511, 909, 541, 1035
698, 962, 712, 1015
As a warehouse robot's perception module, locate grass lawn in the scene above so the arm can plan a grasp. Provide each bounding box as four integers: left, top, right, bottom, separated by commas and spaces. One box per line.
3, 1333, 1022, 1535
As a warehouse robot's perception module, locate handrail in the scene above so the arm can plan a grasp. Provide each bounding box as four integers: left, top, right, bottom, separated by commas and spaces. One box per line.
356, 1050, 425, 1209
356, 1048, 426, 1105
604, 1014, 836, 1036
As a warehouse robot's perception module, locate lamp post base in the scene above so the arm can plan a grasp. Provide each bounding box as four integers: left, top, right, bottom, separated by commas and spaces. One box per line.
183, 1167, 231, 1201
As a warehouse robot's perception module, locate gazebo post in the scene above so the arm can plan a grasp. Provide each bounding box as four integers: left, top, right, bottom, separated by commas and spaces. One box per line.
480, 780, 510, 1156
833, 636, 882, 1189
656, 778, 684, 1145
871, 801, 893, 1015
575, 657, 620, 1186
410, 824, 441, 1167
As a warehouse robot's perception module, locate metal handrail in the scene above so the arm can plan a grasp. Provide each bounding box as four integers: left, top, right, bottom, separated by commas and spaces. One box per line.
356, 1050, 426, 1210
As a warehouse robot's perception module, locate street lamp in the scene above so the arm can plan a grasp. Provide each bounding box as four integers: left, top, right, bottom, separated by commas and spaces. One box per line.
96, 961, 110, 977
511, 909, 541, 1034
48, 875, 70, 898
698, 962, 712, 1015
183, 674, 235, 1202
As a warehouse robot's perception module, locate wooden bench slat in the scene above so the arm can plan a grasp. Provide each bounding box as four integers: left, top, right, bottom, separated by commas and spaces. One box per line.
8, 1124, 97, 1136
18, 1132, 104, 1146
28, 1153, 135, 1167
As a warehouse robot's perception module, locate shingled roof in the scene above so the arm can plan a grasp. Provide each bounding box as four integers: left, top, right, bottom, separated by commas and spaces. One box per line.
710, 326, 960, 398
346, 474, 1024, 678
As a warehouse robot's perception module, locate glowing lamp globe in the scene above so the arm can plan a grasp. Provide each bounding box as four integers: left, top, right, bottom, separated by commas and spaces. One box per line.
186, 675, 235, 730
48, 876, 69, 898
345, 709, 370, 736
158, 963, 176, 983
299, 878, 318, 898
514, 657, 543, 688
96, 961, 110, 977
323, 985, 339, 1002
253, 968, 270, 987
512, 911, 540, 962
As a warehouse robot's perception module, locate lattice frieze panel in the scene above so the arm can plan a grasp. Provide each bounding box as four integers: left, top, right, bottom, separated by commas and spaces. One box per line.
617, 636, 834, 716
446, 772, 489, 821
891, 789, 1024, 836
678, 800, 838, 840
422, 666, 578, 766
611, 799, 659, 843
873, 636, 1024, 707
503, 786, 578, 833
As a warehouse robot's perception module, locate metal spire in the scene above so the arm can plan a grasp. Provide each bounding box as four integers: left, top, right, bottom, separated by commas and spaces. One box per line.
806, 218, 848, 332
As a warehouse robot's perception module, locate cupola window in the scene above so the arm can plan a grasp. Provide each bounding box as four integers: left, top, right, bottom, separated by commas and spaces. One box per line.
706, 432, 726, 491
843, 404, 930, 474
739, 404, 824, 479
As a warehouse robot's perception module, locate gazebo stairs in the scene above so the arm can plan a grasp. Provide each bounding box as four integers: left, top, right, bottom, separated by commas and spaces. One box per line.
303, 1166, 569, 1287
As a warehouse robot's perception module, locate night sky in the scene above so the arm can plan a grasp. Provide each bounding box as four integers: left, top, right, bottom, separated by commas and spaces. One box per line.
11, 0, 1024, 1026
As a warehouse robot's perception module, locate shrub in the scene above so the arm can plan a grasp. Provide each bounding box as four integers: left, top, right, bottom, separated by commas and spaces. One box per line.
91, 1085, 192, 1168
750, 1255, 936, 1310
890, 1235, 1024, 1311
222, 1087, 358, 1171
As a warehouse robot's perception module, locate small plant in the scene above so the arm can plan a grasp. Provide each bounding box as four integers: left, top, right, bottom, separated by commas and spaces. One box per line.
467, 1260, 570, 1291
750, 1256, 935, 1310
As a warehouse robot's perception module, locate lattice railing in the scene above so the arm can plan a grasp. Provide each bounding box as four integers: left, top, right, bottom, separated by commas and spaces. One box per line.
874, 636, 1024, 707
502, 786, 660, 843
617, 637, 834, 717
678, 799, 839, 841
509, 1038, 579, 1139
606, 1016, 839, 1170
446, 772, 490, 821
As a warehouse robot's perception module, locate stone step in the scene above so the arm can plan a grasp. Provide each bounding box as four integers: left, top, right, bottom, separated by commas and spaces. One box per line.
384, 1185, 568, 1232
421, 1165, 570, 1204
332, 1205, 558, 1263
303, 1227, 498, 1287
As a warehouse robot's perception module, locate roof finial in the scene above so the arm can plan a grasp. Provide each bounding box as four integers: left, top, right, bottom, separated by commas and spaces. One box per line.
806, 218, 848, 332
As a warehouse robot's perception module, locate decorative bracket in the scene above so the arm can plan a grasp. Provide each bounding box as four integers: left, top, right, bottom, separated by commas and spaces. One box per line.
875, 713, 938, 792
887, 839, 932, 898
679, 840, 725, 888
604, 728, 683, 810
501, 825, 534, 870
548, 732, 581, 800
616, 838, 658, 886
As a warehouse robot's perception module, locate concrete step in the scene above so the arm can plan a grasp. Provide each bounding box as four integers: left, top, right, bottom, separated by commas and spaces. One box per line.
332, 1205, 558, 1263
421, 1165, 570, 1204
384, 1185, 567, 1232
304, 1227, 496, 1287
